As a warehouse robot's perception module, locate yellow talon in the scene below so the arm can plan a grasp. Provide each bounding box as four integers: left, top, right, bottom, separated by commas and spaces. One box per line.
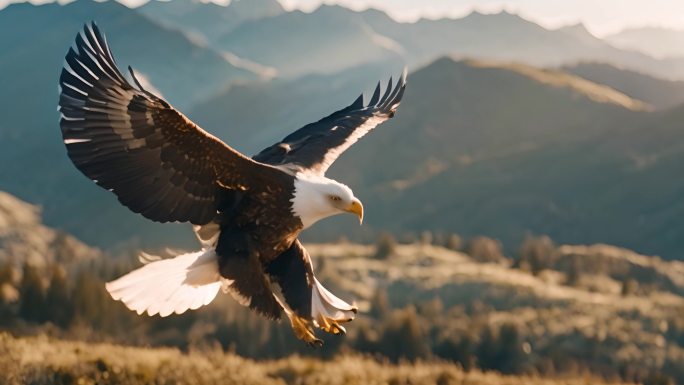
289, 314, 323, 347
316, 315, 350, 335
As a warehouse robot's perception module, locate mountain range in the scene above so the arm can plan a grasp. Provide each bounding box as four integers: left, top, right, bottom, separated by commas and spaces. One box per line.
135, 1, 684, 80
138, 0, 284, 43
2, 0, 684, 259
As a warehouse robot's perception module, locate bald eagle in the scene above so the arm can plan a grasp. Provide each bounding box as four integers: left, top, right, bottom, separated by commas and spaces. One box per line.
58, 23, 406, 345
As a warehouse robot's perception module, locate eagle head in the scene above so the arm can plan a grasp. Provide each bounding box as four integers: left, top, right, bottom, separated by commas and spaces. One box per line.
291, 173, 364, 229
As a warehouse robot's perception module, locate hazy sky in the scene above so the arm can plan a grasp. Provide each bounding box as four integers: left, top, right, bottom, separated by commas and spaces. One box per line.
2, 0, 683, 37
277, 0, 684, 37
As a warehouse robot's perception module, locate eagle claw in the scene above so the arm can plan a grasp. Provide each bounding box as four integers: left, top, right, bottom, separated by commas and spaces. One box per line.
288, 313, 322, 346
317, 316, 348, 335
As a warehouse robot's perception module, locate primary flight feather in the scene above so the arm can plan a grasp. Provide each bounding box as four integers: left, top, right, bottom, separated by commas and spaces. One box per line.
58, 22, 407, 345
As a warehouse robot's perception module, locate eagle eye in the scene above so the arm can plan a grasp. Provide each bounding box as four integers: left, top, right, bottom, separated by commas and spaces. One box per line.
329, 195, 342, 202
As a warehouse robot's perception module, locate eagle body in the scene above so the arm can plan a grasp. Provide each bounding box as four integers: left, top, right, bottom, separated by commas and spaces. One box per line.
58, 23, 406, 345
213, 169, 299, 318
213, 169, 301, 257
212, 173, 301, 319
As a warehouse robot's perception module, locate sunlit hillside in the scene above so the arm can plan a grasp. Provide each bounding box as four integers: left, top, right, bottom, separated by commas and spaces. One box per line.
0, 191, 682, 383
0, 191, 100, 270
0, 333, 635, 385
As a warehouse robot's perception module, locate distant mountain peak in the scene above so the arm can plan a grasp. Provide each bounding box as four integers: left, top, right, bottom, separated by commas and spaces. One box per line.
313, 3, 362, 16
310, 3, 393, 24
149, 0, 203, 4
561, 22, 589, 33
495, 9, 516, 16
559, 22, 595, 38
465, 8, 523, 19
459, 8, 539, 29
228, 0, 283, 16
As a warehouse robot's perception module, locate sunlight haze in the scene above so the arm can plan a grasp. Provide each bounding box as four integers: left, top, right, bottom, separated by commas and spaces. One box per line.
1, 0, 683, 37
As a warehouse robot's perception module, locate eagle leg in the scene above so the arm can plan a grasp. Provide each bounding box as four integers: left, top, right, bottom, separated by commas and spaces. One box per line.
288, 310, 323, 347
267, 240, 358, 343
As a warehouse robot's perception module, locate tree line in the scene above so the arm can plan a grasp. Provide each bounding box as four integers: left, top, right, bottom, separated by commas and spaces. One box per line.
0, 233, 680, 385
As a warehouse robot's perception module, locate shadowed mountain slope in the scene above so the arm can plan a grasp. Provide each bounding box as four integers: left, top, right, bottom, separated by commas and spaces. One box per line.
138, 0, 284, 43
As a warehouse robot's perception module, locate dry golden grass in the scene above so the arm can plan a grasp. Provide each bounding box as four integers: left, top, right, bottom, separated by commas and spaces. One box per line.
465, 59, 652, 111
0, 333, 633, 385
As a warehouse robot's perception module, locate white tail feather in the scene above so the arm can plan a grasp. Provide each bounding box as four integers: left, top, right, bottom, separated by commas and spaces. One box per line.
311, 277, 357, 322
106, 248, 223, 317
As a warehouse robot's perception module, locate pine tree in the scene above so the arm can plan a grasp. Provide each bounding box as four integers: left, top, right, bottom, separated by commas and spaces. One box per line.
45, 265, 73, 328
0, 263, 13, 284
476, 325, 498, 371
435, 334, 475, 371
444, 234, 462, 251
369, 288, 390, 319
496, 323, 524, 374
517, 235, 555, 275
353, 322, 378, 354
19, 263, 46, 323
0, 262, 16, 322
468, 237, 506, 263
374, 233, 397, 260
565, 258, 582, 286
71, 270, 112, 330
378, 307, 430, 362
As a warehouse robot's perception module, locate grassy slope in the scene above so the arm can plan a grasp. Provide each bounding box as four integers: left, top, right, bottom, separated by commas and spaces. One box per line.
563, 62, 684, 109
304, 241, 684, 380
0, 333, 632, 385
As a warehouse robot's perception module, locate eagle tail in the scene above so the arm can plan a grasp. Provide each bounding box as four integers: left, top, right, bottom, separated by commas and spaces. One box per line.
310, 277, 357, 335
105, 248, 223, 317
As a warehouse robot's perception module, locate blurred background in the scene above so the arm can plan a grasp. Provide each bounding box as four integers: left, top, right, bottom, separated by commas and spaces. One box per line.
1, 0, 684, 384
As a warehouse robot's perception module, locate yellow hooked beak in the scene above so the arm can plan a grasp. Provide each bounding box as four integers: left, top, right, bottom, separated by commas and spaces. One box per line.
345, 198, 364, 224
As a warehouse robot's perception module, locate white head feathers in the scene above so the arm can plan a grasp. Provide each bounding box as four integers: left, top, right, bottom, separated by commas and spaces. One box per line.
290, 173, 357, 229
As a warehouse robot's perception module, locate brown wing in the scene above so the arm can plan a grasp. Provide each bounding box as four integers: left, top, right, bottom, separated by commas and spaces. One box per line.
253, 71, 407, 175
59, 23, 276, 224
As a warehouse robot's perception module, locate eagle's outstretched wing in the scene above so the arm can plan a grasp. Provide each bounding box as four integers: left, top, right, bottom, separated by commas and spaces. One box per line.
253, 71, 407, 175
59, 23, 276, 225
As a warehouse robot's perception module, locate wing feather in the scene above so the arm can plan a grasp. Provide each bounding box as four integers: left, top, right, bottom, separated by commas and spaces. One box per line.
59, 22, 280, 225
253, 69, 407, 175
